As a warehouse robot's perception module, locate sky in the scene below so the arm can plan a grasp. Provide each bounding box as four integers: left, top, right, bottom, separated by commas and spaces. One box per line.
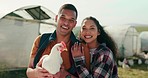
0, 0, 148, 26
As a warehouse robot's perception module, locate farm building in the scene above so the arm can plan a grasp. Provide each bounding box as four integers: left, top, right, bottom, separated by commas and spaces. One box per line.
104, 25, 141, 58
0, 5, 56, 68
139, 31, 148, 53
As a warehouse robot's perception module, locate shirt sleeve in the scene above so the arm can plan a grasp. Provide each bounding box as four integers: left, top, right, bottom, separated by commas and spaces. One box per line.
73, 56, 92, 78
30, 35, 41, 58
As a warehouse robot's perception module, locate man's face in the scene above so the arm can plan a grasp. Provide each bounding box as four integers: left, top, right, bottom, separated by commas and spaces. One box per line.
56, 9, 77, 36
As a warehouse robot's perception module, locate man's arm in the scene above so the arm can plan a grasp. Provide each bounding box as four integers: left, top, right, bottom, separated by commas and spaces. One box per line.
26, 57, 54, 78
26, 57, 74, 78
26, 36, 49, 78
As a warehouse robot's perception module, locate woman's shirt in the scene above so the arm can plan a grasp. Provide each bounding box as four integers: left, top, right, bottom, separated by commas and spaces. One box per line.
90, 48, 96, 64
73, 43, 118, 78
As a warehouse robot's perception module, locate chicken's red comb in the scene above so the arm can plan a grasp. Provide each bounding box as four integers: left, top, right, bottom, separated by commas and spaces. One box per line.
61, 41, 66, 47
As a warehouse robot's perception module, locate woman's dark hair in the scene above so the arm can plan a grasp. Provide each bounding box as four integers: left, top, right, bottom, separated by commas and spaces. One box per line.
58, 3, 78, 19
80, 16, 118, 60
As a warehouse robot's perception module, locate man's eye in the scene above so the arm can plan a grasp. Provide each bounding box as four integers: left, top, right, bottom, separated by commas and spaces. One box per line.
60, 17, 66, 20
69, 19, 74, 23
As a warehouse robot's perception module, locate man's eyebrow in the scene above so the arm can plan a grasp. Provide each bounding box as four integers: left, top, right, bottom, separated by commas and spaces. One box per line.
60, 14, 76, 20
66, 17, 76, 20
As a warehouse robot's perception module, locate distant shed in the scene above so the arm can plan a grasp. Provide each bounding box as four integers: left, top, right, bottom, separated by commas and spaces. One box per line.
139, 31, 148, 52
104, 25, 141, 58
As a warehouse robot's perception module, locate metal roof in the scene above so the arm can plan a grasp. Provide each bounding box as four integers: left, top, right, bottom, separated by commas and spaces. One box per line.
25, 6, 51, 20
3, 5, 55, 21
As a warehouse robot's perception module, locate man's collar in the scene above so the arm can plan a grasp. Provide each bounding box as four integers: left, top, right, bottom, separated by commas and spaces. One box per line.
49, 30, 79, 43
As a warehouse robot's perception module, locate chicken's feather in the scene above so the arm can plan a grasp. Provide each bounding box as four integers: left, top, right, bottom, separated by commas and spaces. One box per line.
42, 41, 66, 74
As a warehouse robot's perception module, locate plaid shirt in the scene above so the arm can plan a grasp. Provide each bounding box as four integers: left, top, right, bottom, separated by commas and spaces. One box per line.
74, 43, 118, 78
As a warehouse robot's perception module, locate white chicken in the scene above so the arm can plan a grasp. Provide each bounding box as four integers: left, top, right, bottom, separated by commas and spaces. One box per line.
122, 58, 130, 68
42, 41, 67, 74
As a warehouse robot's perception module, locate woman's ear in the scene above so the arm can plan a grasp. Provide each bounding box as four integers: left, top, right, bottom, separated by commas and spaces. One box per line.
98, 29, 101, 36
98, 31, 100, 36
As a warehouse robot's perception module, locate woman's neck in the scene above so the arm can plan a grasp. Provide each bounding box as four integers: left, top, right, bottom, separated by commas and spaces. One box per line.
87, 41, 99, 49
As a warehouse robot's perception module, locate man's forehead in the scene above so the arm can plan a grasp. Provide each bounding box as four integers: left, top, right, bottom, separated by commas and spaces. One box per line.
59, 9, 76, 19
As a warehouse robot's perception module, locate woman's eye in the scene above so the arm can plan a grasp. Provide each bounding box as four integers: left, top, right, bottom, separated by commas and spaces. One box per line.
90, 28, 95, 30
82, 28, 86, 30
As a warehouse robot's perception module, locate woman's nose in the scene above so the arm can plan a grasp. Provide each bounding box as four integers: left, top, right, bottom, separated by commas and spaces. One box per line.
85, 29, 91, 34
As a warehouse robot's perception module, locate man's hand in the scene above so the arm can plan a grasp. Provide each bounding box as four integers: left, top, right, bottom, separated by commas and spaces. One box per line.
34, 66, 52, 78
35, 55, 54, 78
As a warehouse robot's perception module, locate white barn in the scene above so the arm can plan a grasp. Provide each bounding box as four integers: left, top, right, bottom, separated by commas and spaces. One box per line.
104, 25, 141, 58
139, 31, 148, 52
0, 5, 56, 69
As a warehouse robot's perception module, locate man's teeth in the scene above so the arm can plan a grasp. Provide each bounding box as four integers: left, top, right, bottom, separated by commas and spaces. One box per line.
62, 26, 68, 29
85, 36, 92, 38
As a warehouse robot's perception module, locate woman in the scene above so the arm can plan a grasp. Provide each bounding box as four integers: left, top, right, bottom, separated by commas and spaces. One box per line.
71, 16, 118, 78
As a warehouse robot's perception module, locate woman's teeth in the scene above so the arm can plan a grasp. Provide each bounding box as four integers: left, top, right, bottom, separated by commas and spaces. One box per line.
84, 36, 92, 39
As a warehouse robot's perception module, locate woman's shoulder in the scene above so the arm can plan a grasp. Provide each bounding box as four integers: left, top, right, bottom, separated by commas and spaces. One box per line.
98, 43, 111, 52
97, 44, 115, 60
96, 43, 113, 57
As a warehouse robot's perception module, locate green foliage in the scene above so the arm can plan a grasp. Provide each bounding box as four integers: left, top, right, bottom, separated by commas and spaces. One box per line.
135, 26, 148, 32
73, 26, 81, 37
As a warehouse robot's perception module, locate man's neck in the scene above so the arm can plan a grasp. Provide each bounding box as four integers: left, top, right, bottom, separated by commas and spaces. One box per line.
56, 33, 71, 44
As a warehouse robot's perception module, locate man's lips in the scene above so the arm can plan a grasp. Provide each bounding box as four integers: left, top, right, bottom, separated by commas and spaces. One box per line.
61, 26, 68, 30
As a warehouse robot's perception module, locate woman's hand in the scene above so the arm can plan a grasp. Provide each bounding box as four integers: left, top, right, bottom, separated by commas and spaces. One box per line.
71, 42, 84, 58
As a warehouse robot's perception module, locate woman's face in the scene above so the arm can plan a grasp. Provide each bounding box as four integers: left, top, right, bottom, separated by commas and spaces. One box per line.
80, 19, 100, 44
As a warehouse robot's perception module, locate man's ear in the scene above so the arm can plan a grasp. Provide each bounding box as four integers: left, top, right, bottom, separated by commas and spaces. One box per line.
55, 15, 58, 22
74, 21, 77, 27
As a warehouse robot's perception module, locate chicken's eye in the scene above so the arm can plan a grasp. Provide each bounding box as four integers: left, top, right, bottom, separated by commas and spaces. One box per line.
59, 45, 62, 48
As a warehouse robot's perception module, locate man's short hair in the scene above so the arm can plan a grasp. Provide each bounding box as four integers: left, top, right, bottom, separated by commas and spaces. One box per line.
58, 4, 78, 19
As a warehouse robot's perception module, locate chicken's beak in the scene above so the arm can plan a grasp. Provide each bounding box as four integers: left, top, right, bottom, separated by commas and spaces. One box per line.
63, 48, 68, 51
61, 41, 67, 52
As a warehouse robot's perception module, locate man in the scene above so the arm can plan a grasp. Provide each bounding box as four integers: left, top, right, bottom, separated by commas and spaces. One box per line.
26, 4, 79, 78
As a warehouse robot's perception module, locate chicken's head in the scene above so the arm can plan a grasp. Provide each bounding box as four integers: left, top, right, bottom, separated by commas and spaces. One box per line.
57, 41, 67, 53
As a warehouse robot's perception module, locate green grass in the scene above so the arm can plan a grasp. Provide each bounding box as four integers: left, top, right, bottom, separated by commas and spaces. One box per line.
0, 64, 147, 78
0, 68, 27, 78
118, 64, 148, 78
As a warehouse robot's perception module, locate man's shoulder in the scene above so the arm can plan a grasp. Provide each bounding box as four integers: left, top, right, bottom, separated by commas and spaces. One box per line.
70, 32, 80, 43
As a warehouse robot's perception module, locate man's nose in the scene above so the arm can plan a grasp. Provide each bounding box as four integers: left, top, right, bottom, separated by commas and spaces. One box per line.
64, 19, 69, 25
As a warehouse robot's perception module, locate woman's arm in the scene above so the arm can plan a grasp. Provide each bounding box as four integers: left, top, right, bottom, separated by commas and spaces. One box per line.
71, 42, 92, 78
72, 43, 115, 78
